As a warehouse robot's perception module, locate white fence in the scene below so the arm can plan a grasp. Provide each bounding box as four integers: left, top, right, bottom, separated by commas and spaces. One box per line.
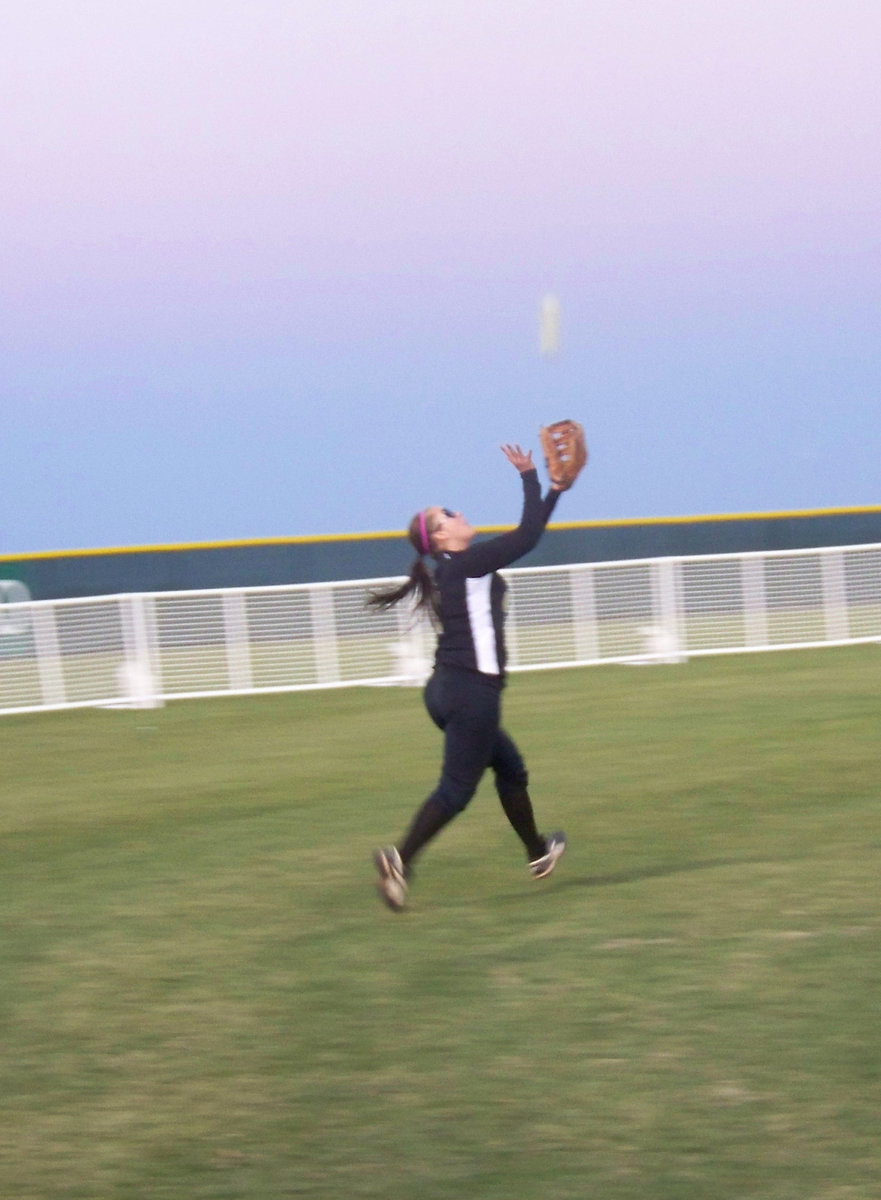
2, 543, 881, 716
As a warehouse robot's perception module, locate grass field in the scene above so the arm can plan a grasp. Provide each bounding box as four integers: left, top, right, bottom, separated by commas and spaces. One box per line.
2, 646, 880, 1199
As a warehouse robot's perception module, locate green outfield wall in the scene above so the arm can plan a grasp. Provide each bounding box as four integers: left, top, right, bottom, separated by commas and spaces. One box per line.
3, 506, 881, 601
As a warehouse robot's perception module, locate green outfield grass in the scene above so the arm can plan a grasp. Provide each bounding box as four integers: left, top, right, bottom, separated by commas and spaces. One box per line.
2, 647, 881, 1199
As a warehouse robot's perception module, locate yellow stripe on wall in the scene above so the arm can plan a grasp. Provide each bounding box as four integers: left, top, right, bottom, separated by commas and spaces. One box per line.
2, 503, 880, 564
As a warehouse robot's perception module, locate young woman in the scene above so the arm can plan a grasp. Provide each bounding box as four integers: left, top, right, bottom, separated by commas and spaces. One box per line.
369, 442, 572, 911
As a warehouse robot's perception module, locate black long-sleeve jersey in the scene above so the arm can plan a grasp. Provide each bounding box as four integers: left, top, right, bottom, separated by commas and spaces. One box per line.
431, 469, 560, 684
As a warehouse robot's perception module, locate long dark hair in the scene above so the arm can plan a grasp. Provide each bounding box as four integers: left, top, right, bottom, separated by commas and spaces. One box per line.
366, 511, 439, 618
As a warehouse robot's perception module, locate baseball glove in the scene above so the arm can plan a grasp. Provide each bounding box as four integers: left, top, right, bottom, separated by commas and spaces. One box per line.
539, 419, 588, 490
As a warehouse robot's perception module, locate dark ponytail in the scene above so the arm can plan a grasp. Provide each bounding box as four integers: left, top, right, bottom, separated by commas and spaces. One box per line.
366, 511, 439, 618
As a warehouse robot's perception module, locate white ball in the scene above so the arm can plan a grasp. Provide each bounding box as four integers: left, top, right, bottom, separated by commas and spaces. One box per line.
539, 293, 561, 357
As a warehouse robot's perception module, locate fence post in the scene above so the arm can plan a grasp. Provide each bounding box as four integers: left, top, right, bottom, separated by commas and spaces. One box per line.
742, 556, 769, 649
652, 557, 685, 661
821, 550, 849, 643
223, 591, 254, 692
31, 604, 66, 708
503, 573, 522, 668
388, 598, 431, 684
569, 566, 599, 664
119, 594, 162, 707
310, 586, 341, 685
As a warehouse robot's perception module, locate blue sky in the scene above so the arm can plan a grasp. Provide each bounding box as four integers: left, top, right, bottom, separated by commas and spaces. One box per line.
3, 0, 879, 553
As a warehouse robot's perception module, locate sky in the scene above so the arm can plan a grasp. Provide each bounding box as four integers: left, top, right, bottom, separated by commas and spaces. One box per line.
2, 0, 880, 553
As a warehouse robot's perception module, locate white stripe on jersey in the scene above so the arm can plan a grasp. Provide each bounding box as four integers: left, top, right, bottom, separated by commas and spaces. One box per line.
465, 576, 499, 674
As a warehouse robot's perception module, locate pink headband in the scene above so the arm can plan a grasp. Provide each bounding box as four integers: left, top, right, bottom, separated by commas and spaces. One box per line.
418, 510, 430, 555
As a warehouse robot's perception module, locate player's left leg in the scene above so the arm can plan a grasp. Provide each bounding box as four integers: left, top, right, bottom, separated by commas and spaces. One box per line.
398, 672, 498, 867
491, 731, 565, 875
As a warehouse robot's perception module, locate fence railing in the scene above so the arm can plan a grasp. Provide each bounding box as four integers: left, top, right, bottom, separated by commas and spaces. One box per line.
2, 543, 880, 715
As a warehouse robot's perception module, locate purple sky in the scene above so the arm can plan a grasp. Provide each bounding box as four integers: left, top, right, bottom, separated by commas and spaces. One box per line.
3, 1, 880, 552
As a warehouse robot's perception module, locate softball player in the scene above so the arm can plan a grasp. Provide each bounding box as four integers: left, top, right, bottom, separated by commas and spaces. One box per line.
369, 443, 568, 911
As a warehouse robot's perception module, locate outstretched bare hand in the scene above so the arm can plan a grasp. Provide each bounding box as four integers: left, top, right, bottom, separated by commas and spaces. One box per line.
500, 443, 534, 474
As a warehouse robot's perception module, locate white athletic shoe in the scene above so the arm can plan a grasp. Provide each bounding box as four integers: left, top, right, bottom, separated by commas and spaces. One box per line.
528, 832, 567, 880
373, 846, 408, 911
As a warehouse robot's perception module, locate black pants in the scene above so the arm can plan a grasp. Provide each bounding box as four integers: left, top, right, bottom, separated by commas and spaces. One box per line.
423, 666, 528, 815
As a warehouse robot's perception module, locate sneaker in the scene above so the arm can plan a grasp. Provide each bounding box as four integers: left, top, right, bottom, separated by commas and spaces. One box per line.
528, 832, 567, 880
373, 846, 408, 911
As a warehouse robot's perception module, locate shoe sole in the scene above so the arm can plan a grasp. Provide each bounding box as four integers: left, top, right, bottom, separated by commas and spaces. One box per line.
373, 849, 407, 911
529, 837, 566, 880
